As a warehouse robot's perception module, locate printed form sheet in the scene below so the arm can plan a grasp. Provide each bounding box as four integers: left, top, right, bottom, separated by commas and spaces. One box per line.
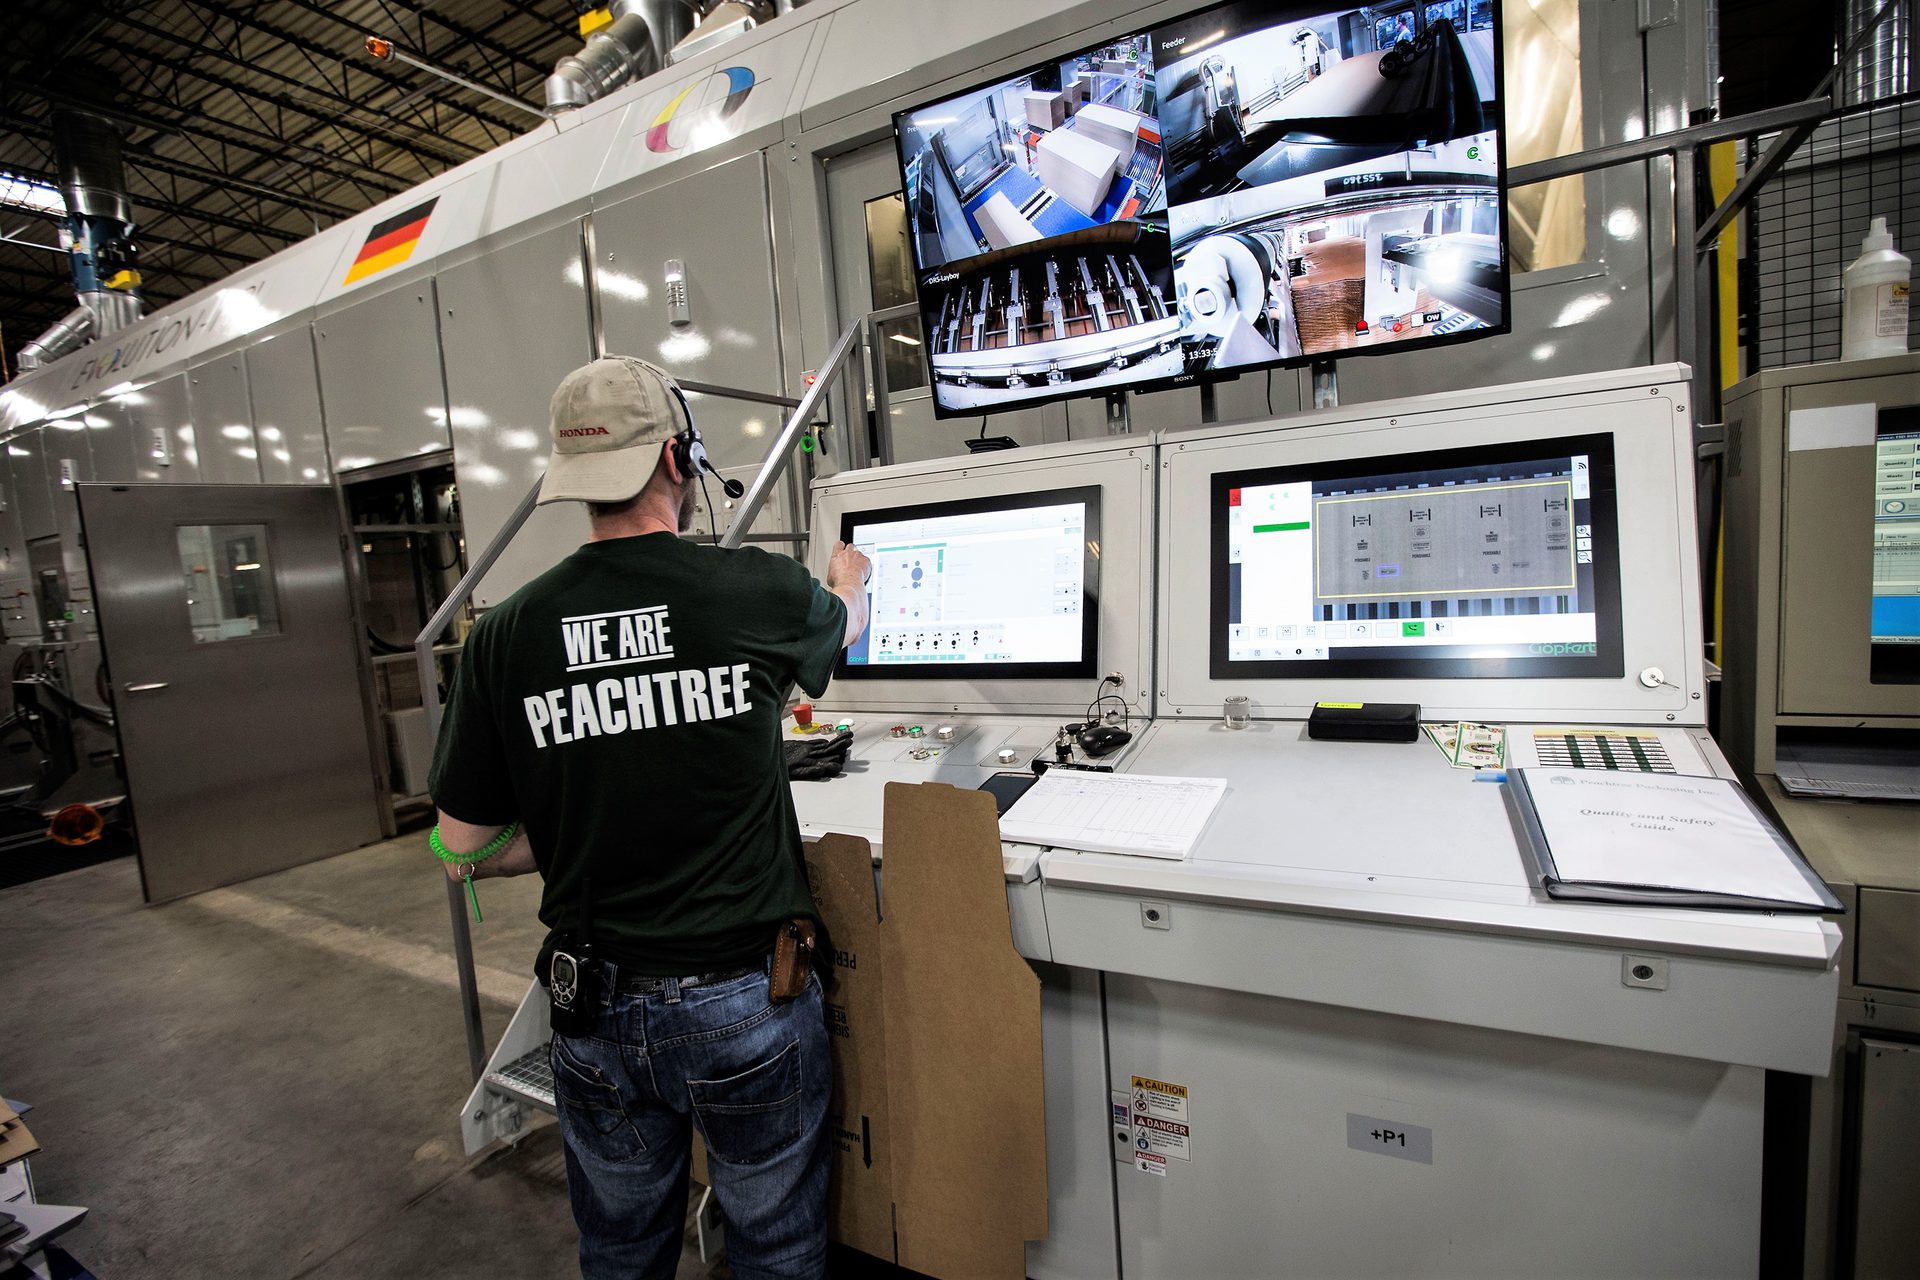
1000, 771, 1227, 860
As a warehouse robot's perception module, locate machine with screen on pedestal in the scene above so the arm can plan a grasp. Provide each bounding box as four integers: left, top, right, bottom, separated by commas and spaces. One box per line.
1034, 362, 1837, 1278
795, 364, 1839, 1278
1719, 354, 1920, 1278
799, 435, 1156, 1280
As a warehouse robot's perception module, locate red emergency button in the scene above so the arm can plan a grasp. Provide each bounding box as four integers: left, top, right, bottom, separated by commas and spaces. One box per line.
793, 702, 814, 728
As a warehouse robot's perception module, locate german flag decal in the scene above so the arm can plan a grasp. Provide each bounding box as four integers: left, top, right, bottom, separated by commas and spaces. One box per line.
343, 198, 437, 285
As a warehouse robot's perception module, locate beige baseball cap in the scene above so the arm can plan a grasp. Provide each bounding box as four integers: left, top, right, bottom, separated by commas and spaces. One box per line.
538, 355, 689, 505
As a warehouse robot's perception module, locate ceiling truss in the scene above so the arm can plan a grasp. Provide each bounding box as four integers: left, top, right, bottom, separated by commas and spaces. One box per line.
1, 0, 588, 374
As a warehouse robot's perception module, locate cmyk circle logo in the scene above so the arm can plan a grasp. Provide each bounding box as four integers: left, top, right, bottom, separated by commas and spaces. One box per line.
646, 66, 757, 153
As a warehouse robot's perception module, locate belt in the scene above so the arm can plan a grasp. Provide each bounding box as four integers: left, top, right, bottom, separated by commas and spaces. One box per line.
614, 960, 763, 996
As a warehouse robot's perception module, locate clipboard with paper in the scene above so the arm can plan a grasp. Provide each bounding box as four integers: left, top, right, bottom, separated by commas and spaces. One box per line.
1503, 768, 1844, 912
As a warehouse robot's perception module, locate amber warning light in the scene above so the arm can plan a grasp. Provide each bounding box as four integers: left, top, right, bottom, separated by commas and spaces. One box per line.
365, 36, 393, 59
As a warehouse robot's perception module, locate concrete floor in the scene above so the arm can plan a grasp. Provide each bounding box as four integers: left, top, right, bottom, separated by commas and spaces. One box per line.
0, 833, 727, 1279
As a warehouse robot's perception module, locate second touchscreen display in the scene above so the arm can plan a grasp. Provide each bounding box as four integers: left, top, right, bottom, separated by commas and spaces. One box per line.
1211, 435, 1623, 679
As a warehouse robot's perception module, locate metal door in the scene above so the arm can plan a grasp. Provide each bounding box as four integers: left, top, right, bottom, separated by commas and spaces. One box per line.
78, 482, 382, 902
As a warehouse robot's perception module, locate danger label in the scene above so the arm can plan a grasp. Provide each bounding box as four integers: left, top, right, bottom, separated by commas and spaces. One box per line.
1134, 1151, 1167, 1176
1133, 1113, 1191, 1160
1131, 1075, 1190, 1123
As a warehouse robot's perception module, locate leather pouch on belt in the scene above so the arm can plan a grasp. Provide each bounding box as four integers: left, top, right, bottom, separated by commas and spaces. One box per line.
770, 918, 817, 1002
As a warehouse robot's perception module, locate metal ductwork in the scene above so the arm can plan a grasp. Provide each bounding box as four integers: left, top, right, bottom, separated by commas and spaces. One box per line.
544, 0, 807, 115
544, 1, 678, 116
16, 307, 95, 372
668, 1, 775, 65
53, 109, 134, 229
18, 105, 144, 371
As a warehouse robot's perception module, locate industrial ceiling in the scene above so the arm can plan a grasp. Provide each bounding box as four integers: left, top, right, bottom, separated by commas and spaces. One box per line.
0, 1, 589, 376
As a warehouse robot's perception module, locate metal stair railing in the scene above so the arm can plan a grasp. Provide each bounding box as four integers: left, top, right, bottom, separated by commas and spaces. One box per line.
416, 317, 868, 1082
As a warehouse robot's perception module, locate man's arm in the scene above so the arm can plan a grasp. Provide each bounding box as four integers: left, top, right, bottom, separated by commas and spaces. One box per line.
435, 810, 538, 882
826, 540, 873, 647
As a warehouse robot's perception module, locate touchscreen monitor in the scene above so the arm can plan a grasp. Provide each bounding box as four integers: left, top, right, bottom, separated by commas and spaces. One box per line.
1211, 435, 1622, 678
838, 486, 1101, 679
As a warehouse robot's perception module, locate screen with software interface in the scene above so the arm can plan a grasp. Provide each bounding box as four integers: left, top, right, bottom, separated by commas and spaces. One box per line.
838, 486, 1100, 679
1872, 407, 1920, 683
1210, 436, 1622, 678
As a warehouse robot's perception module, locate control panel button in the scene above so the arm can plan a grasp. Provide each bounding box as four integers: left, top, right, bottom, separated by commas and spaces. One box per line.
935, 725, 956, 741
996, 748, 1020, 765
906, 725, 925, 739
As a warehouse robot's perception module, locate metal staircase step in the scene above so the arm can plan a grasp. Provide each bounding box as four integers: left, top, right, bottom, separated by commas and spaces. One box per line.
484, 1046, 556, 1112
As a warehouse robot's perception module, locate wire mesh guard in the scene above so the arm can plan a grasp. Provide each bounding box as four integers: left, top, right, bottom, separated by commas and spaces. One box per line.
1751, 11, 1920, 369
486, 1046, 557, 1111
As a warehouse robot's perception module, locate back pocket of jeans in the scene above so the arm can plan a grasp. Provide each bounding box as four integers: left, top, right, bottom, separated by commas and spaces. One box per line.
687, 1038, 803, 1166
550, 1036, 646, 1164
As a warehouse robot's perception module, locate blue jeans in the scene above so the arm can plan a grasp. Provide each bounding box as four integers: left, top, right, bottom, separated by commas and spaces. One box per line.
549, 966, 831, 1280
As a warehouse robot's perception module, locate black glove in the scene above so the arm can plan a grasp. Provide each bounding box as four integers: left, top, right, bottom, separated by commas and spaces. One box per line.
783, 729, 854, 781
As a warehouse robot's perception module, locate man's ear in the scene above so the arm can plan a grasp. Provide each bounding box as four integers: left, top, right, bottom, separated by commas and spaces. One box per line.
661, 438, 686, 485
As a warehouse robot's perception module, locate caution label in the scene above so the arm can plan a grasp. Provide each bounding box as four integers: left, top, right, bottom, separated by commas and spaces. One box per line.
1134, 1113, 1191, 1160
1134, 1150, 1167, 1176
1131, 1075, 1190, 1123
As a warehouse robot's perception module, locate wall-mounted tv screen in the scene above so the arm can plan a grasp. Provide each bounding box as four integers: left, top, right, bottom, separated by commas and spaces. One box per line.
893, 0, 1508, 418
837, 486, 1101, 680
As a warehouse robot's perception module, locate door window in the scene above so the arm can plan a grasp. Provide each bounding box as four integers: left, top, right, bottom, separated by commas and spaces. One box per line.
177, 524, 282, 642
864, 193, 929, 393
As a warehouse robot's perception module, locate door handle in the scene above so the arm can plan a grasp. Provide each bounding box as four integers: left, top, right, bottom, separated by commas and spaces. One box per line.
124, 682, 170, 693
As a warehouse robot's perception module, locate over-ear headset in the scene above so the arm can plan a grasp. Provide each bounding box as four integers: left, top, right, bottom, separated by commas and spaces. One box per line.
665, 383, 745, 500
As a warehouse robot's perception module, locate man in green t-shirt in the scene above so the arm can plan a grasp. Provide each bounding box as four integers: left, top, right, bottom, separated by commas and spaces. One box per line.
428, 355, 870, 1280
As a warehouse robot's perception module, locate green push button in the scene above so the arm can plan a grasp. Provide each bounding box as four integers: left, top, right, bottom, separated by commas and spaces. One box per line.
1402, 621, 1425, 637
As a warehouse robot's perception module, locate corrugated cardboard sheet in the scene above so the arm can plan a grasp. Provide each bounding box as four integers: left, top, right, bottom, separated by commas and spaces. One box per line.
808, 831, 896, 1260
0, 1100, 40, 1170
879, 781, 1047, 1278
690, 785, 1046, 1277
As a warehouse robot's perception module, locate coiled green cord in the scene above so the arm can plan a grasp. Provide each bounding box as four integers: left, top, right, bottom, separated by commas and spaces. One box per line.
430, 822, 519, 923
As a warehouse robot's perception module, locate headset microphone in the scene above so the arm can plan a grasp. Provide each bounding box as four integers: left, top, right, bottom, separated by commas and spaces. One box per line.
666, 383, 746, 497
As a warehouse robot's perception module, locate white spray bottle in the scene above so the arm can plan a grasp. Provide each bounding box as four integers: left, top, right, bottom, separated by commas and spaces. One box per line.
1841, 216, 1910, 360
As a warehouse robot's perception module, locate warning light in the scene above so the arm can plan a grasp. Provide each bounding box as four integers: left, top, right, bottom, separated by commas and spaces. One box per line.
1354, 320, 1369, 334
803, 371, 818, 386
800, 434, 816, 453
365, 36, 393, 59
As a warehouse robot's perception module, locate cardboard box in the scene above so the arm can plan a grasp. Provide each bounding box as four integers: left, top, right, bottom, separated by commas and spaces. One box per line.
0, 1101, 40, 1171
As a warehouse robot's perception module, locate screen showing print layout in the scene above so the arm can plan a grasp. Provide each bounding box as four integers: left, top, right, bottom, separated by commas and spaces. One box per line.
1871, 406, 1920, 683
1211, 436, 1622, 679
839, 486, 1100, 679
893, 1, 1506, 418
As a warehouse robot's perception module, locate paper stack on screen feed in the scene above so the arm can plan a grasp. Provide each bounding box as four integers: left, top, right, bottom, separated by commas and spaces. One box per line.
999, 771, 1227, 860
1505, 769, 1842, 912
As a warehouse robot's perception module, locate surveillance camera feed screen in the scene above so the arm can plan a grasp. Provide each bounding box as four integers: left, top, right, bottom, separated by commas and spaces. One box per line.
894, 0, 1505, 418
1871, 406, 1920, 683
1210, 436, 1622, 679
838, 486, 1101, 680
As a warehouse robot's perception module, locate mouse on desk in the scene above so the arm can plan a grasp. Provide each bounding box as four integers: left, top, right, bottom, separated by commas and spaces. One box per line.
1077, 724, 1133, 758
